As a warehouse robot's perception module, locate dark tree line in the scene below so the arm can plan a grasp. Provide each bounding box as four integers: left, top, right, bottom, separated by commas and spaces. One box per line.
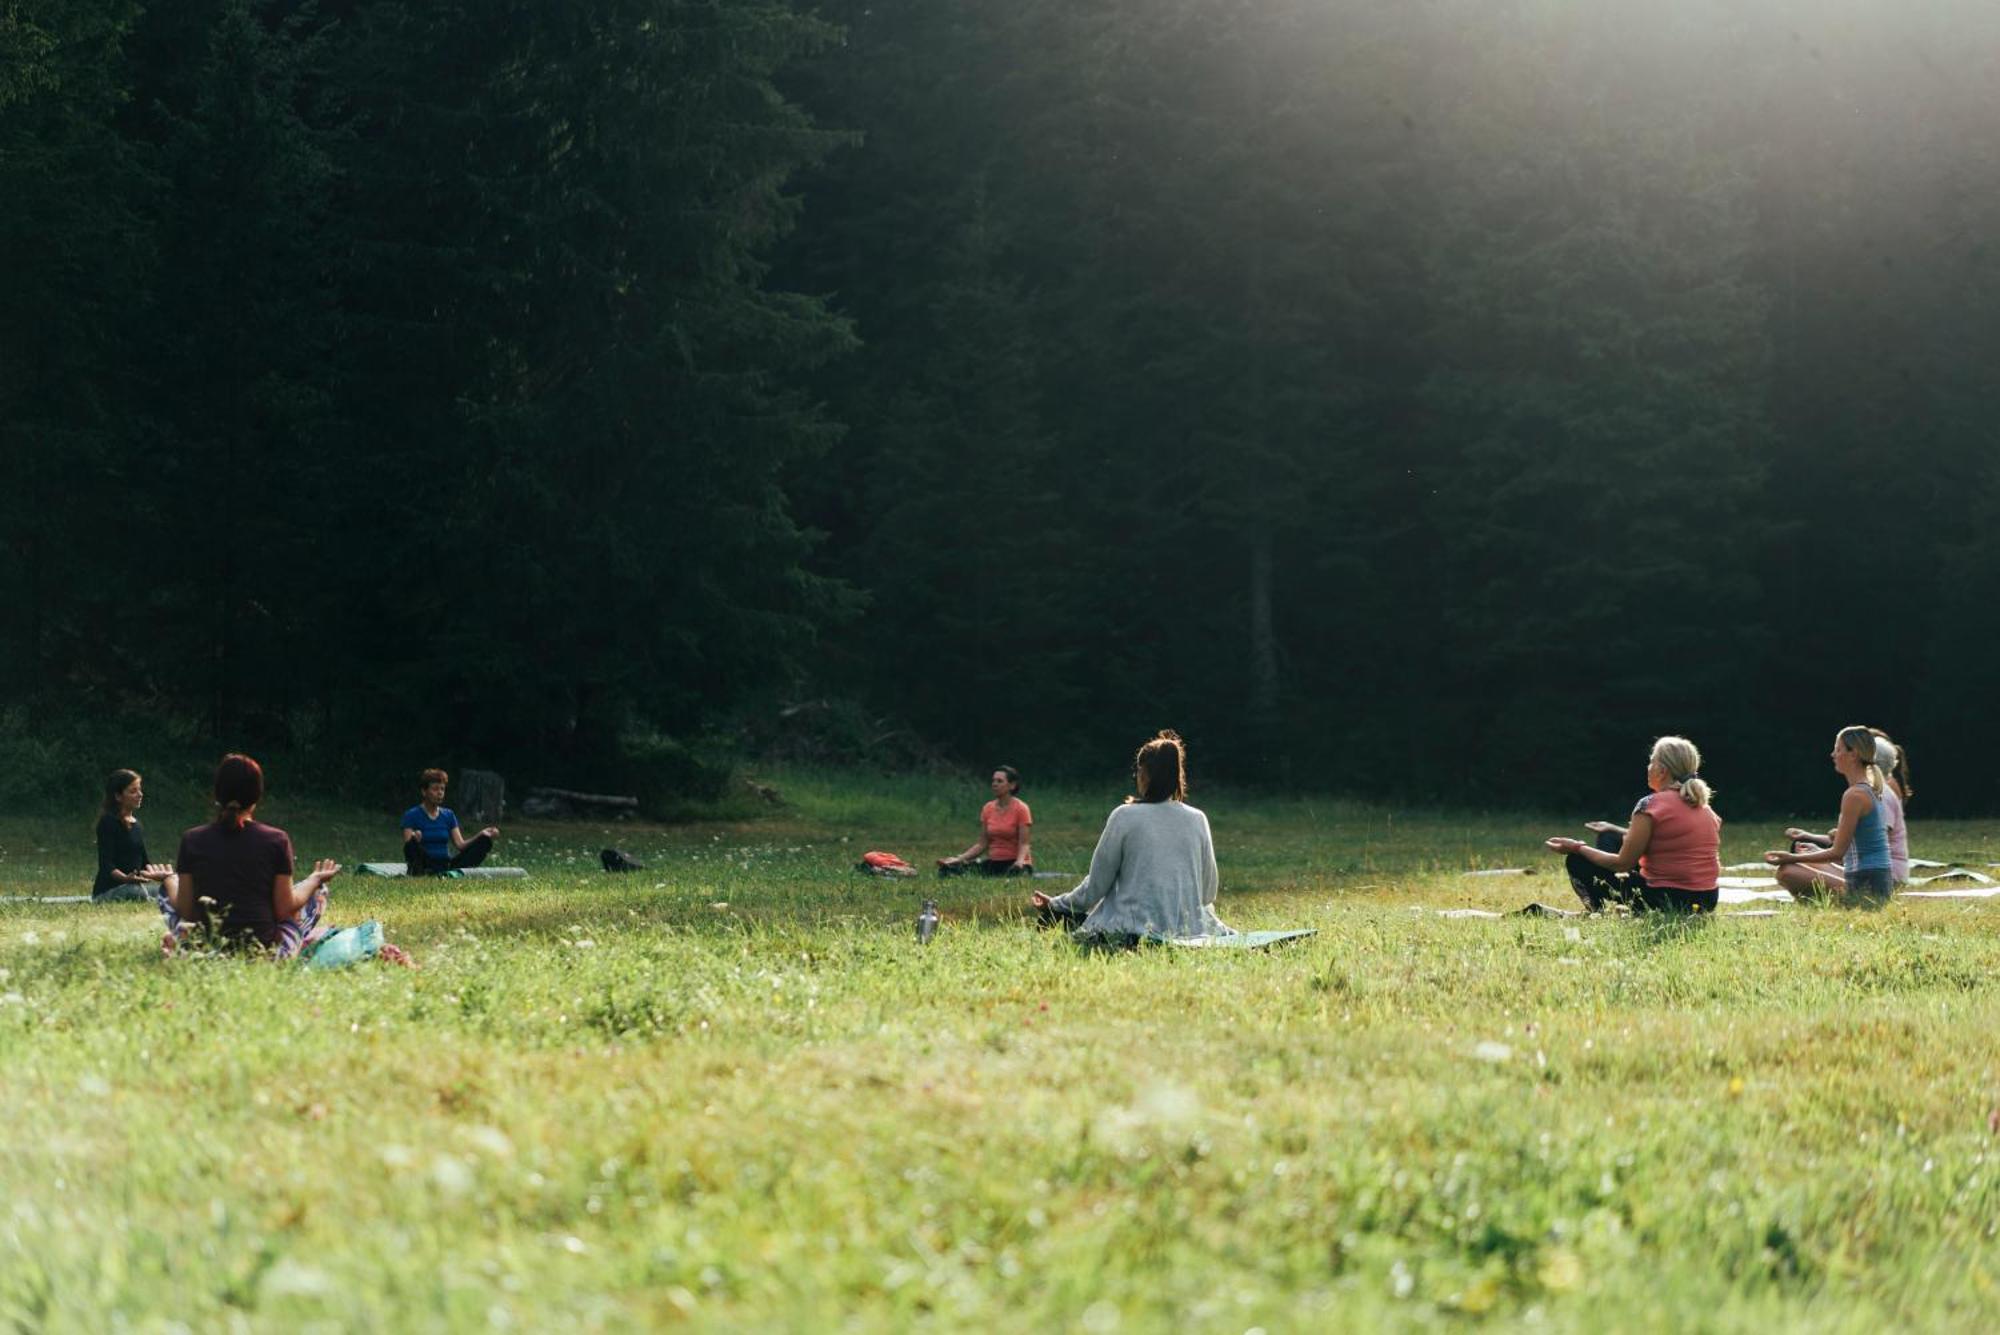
4, 1, 1999, 813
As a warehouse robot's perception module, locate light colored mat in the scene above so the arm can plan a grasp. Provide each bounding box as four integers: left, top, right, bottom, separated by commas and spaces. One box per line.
1166, 929, 1317, 949
1901, 885, 2000, 900
1719, 885, 1793, 903
1908, 868, 1995, 886
0, 895, 92, 904
353, 864, 527, 879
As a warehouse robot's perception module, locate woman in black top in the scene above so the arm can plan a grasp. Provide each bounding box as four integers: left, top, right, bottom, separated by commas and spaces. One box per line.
93, 769, 172, 902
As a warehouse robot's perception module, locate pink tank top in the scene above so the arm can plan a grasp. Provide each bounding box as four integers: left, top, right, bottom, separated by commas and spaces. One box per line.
1879, 788, 1909, 881
1635, 790, 1721, 891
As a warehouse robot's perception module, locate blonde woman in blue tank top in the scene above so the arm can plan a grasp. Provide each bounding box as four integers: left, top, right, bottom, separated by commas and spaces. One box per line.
1765, 726, 1895, 903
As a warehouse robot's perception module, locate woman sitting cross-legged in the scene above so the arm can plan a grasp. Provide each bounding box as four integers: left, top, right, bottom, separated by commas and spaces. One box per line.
1030, 731, 1232, 945
1781, 729, 1910, 891
937, 765, 1034, 877
1544, 735, 1722, 914
1764, 726, 1897, 904
164, 752, 411, 963
401, 767, 499, 876
93, 768, 171, 903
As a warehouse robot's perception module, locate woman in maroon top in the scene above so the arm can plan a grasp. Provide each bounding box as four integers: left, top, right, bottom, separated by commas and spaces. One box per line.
163, 754, 341, 955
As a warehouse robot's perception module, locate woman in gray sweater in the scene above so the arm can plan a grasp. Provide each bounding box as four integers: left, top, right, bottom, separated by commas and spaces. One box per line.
1032, 731, 1233, 943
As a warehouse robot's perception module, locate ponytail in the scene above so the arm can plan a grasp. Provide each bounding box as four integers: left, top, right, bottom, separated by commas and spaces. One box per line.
211, 753, 264, 828
1650, 736, 1712, 808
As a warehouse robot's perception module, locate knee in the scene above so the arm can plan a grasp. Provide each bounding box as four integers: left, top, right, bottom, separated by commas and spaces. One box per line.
1776, 863, 1817, 893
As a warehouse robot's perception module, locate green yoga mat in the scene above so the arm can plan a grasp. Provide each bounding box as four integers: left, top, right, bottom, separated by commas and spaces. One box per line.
1165, 929, 1316, 950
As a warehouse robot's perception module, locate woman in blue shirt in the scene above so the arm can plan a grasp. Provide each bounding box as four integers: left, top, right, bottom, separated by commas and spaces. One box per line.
401, 767, 501, 875
1764, 726, 1894, 904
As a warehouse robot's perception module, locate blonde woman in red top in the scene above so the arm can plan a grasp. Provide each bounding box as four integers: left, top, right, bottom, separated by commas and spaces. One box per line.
938, 766, 1034, 877
1544, 736, 1722, 913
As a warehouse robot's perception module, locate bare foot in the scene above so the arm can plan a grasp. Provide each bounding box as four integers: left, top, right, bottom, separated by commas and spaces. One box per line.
379, 941, 418, 969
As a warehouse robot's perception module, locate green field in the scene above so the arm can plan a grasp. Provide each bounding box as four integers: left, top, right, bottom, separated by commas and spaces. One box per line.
4, 773, 2000, 1330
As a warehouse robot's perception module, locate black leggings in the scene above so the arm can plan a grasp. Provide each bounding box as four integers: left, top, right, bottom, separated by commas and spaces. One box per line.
405, 833, 493, 876
1566, 829, 1717, 914
940, 858, 1032, 879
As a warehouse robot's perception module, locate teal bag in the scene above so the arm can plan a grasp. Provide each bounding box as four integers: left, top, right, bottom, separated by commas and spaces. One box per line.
304, 920, 383, 970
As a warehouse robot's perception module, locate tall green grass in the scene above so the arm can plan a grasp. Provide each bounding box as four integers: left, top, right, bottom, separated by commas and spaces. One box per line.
4, 775, 1999, 1330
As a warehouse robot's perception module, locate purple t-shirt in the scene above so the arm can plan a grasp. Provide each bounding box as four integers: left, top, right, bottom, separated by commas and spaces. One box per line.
176, 819, 295, 946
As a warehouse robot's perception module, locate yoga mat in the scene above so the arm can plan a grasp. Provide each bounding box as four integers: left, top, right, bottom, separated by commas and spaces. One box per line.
1462, 868, 1537, 877
1166, 929, 1317, 949
0, 895, 92, 905
354, 863, 527, 879
1901, 886, 2000, 900
1434, 904, 1580, 919
1907, 868, 1995, 886
1719, 885, 1793, 904
1718, 876, 1778, 889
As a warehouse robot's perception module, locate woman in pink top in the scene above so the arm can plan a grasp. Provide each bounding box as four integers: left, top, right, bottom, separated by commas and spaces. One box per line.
938, 766, 1034, 877
1544, 736, 1722, 914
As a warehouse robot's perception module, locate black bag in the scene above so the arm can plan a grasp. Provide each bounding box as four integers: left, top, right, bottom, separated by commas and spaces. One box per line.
600, 847, 644, 873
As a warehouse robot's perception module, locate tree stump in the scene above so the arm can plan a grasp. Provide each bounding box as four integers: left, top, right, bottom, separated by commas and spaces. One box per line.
455, 769, 506, 825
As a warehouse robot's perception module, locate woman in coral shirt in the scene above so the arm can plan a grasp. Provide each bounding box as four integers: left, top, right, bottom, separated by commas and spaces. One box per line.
938, 766, 1034, 876
1544, 735, 1722, 914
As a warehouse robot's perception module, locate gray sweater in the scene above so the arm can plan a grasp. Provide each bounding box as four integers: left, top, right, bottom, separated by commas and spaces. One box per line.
1048, 800, 1233, 939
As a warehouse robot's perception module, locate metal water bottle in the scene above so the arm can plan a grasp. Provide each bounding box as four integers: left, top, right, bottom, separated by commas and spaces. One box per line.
916, 899, 939, 944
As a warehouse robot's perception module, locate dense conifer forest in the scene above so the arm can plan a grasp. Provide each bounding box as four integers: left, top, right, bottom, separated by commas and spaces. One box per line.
4, 0, 1996, 811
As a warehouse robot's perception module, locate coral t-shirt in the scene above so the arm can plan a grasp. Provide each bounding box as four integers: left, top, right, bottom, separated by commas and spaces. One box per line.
1633, 791, 1721, 891
982, 798, 1032, 862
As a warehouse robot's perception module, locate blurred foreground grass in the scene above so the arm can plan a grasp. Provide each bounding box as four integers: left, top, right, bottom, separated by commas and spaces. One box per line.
3, 770, 2000, 1330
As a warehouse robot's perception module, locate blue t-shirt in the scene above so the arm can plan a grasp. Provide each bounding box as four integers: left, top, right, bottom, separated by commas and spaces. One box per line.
402, 805, 459, 863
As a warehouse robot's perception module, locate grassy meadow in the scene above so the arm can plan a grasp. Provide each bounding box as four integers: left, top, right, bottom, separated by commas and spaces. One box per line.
4, 771, 2000, 1331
